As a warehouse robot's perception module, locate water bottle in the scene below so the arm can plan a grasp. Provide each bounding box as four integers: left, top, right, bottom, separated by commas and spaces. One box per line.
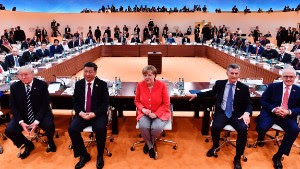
118, 77, 122, 89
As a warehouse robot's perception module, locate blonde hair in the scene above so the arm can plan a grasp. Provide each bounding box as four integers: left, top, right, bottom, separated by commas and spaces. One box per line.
142, 65, 157, 77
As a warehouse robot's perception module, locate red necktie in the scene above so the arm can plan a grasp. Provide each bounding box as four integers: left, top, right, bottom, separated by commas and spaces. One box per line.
0, 66, 2, 73
256, 47, 259, 55
281, 86, 289, 109
86, 83, 92, 112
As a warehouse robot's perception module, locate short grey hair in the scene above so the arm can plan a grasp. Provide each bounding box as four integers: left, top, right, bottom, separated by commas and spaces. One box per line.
282, 66, 296, 76
18, 65, 34, 74
226, 63, 240, 71
295, 49, 300, 54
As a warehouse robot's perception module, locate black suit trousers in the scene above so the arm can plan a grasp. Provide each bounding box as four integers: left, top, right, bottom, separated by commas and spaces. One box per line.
68, 115, 107, 157
5, 113, 55, 148
211, 112, 248, 157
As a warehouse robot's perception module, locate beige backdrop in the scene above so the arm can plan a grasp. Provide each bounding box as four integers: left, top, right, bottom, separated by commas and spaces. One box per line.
1, 10, 300, 43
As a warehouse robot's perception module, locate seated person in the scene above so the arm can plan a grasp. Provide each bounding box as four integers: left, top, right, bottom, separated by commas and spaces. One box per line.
21, 38, 31, 50
1, 38, 13, 54
187, 64, 252, 169
74, 35, 84, 47
102, 33, 113, 44
49, 39, 64, 57
291, 39, 300, 52
196, 34, 206, 44
130, 34, 141, 43
30, 36, 37, 47
222, 37, 231, 46
5, 66, 57, 159
176, 30, 184, 38
146, 31, 154, 40
252, 41, 264, 55
135, 65, 170, 159
182, 34, 190, 44
165, 33, 175, 44
68, 36, 77, 49
211, 35, 220, 45
62, 39, 70, 50
85, 34, 96, 44
150, 35, 159, 44
36, 42, 50, 58
261, 44, 278, 60
42, 35, 50, 44
5, 47, 24, 68
21, 44, 39, 63
256, 67, 300, 169
277, 46, 291, 63
291, 49, 300, 70
117, 32, 127, 44
242, 40, 254, 54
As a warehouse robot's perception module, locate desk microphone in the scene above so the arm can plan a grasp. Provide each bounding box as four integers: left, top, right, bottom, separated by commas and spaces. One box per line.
52, 75, 67, 89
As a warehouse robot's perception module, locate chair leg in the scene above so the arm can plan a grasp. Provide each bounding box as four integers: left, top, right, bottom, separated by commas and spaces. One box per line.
130, 140, 145, 151
104, 147, 112, 157
156, 138, 178, 150
0, 145, 3, 154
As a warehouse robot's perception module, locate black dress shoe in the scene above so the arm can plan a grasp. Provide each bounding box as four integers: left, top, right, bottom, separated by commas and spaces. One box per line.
96, 156, 104, 169
272, 155, 283, 169
234, 158, 242, 169
149, 148, 155, 159
20, 142, 35, 159
143, 143, 149, 154
75, 154, 91, 169
46, 141, 57, 152
206, 147, 219, 157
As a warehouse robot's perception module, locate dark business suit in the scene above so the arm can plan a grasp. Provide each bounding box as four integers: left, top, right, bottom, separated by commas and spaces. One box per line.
277, 53, 291, 63
85, 38, 96, 44
0, 61, 8, 71
21, 51, 40, 63
36, 49, 50, 58
68, 78, 109, 157
68, 40, 76, 49
252, 46, 264, 55
261, 49, 279, 60
196, 80, 252, 156
49, 45, 64, 57
4, 54, 24, 68
290, 45, 299, 52
5, 78, 55, 148
211, 38, 220, 45
291, 58, 300, 70
102, 37, 113, 43
256, 82, 300, 155
21, 42, 29, 50
130, 37, 140, 43
74, 40, 84, 47
94, 29, 101, 42
242, 45, 254, 54
182, 38, 191, 44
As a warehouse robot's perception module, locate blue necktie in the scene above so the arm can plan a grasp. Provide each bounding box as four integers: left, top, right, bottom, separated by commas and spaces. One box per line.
225, 84, 234, 118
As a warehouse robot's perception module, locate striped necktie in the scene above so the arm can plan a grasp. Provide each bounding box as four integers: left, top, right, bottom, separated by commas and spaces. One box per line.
225, 84, 234, 118
26, 85, 34, 124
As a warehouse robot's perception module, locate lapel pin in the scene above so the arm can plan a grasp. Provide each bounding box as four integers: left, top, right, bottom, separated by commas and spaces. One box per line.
96, 84, 98, 87
293, 89, 296, 92
237, 88, 240, 91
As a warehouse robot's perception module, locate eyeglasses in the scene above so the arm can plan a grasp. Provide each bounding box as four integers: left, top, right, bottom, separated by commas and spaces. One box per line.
282, 76, 296, 79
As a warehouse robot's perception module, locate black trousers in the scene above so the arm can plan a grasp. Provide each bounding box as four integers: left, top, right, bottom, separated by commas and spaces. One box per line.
211, 113, 248, 157
68, 115, 107, 158
5, 114, 55, 148
256, 115, 299, 156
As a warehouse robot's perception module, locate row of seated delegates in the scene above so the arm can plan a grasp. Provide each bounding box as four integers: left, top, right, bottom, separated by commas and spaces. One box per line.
188, 64, 300, 169
277, 26, 299, 47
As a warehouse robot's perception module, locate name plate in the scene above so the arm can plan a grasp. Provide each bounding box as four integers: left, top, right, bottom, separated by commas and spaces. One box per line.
250, 60, 257, 64
263, 64, 270, 70
231, 53, 235, 56
33, 69, 38, 74
218, 48, 222, 51
239, 56, 245, 60
279, 70, 283, 75
67, 55, 72, 59
45, 63, 52, 68
58, 59, 63, 63
224, 51, 228, 54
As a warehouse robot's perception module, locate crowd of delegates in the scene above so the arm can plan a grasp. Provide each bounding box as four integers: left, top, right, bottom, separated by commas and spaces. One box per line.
230, 5, 300, 13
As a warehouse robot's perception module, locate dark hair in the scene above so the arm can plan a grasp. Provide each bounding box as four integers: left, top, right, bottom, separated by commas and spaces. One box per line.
226, 63, 240, 71
41, 42, 47, 45
84, 62, 98, 71
29, 43, 35, 47
54, 39, 59, 43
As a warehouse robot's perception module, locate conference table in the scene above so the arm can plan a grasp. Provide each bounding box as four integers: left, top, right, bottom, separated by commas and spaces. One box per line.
1, 44, 282, 135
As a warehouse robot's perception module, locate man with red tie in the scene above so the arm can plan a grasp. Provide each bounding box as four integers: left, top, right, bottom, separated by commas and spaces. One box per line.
252, 41, 264, 55
68, 62, 109, 169
256, 67, 300, 169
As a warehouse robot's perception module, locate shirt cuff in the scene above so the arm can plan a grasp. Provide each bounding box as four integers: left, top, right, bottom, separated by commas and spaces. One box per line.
245, 112, 250, 116
288, 110, 292, 115
19, 120, 24, 124
34, 120, 40, 125
272, 108, 276, 113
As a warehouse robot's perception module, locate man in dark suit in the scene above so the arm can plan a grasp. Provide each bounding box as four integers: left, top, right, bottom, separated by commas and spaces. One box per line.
256, 67, 300, 169
65, 25, 71, 35
242, 40, 254, 54
290, 40, 300, 52
69, 62, 109, 169
291, 49, 300, 70
117, 32, 127, 44
187, 64, 252, 169
153, 25, 159, 38
102, 33, 113, 44
49, 39, 64, 57
68, 36, 77, 49
130, 34, 141, 43
196, 34, 206, 44
5, 66, 56, 159
261, 44, 278, 60
277, 46, 291, 63
41, 27, 48, 41
5, 47, 24, 68
94, 26, 101, 43
85, 35, 96, 45
35, 26, 42, 42
104, 27, 111, 38
21, 38, 31, 50
21, 44, 39, 63
75, 36, 84, 47
252, 41, 264, 55
182, 34, 191, 44
211, 35, 220, 45
36, 42, 50, 58
0, 60, 8, 72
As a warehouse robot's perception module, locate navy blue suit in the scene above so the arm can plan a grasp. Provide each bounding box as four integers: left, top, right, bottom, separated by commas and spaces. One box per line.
256, 82, 300, 155
196, 80, 252, 156
242, 45, 254, 54
84, 38, 96, 44
36, 49, 50, 58
211, 38, 220, 45
252, 46, 264, 55
4, 55, 24, 68
49, 45, 64, 57
277, 53, 291, 63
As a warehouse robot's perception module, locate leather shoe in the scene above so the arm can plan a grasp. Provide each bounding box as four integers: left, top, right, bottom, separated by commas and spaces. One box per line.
272, 154, 283, 169
75, 154, 91, 169
46, 141, 57, 152
143, 143, 149, 154
206, 147, 219, 157
96, 156, 104, 169
149, 148, 155, 159
20, 141, 35, 159
234, 158, 242, 169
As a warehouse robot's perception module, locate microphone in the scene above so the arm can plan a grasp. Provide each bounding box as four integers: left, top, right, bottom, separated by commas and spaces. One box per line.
52, 75, 67, 89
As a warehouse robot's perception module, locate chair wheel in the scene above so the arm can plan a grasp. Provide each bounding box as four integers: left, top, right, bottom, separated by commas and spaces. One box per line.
130, 147, 135, 151
154, 152, 158, 160
69, 145, 73, 149
213, 154, 218, 158
107, 152, 112, 157
110, 138, 114, 142
247, 144, 252, 148
162, 132, 166, 137
3, 136, 7, 140
205, 138, 209, 143
17, 153, 21, 158
243, 157, 247, 162
0, 148, 3, 154
173, 145, 177, 150
138, 134, 142, 138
